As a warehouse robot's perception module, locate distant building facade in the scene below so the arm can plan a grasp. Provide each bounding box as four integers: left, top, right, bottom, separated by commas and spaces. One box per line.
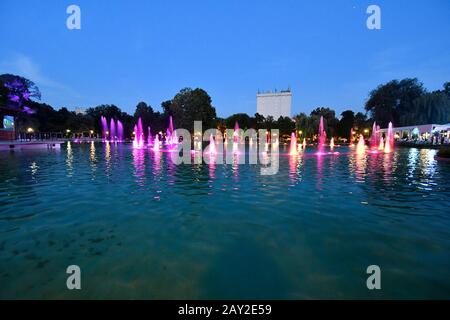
256, 89, 292, 119
379, 123, 450, 141
75, 107, 86, 115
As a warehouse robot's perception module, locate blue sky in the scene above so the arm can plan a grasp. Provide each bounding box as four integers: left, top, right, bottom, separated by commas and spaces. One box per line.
1, 0, 449, 117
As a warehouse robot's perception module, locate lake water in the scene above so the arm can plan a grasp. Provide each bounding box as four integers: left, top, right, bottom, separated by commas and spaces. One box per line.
0, 142, 449, 299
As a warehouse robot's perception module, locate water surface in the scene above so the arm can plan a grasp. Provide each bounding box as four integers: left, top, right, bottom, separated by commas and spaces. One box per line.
0, 142, 449, 299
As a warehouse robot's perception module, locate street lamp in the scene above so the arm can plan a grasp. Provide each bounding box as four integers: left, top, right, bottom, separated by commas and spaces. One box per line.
27, 127, 34, 133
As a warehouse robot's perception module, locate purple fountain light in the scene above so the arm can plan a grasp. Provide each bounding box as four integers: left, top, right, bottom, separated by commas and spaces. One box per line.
317, 116, 326, 155
370, 122, 379, 150
101, 116, 109, 141
168, 116, 174, 136
117, 120, 124, 142
110, 118, 116, 142
133, 117, 144, 149
166, 116, 177, 147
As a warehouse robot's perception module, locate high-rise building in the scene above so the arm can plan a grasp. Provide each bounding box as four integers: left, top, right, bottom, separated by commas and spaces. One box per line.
75, 107, 86, 115
256, 89, 292, 119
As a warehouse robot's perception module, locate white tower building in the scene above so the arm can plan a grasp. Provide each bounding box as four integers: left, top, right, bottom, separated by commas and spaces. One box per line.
256, 89, 292, 119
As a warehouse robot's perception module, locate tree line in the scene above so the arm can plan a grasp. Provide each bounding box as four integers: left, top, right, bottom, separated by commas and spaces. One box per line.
1, 74, 449, 139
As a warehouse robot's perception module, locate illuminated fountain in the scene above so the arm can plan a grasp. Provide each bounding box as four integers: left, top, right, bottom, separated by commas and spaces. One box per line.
349, 129, 355, 147
384, 122, 394, 153
110, 118, 116, 142
367, 122, 381, 154
117, 120, 124, 142
168, 116, 175, 145
302, 138, 307, 150
370, 122, 377, 149
101, 116, 109, 141
232, 121, 240, 154
233, 121, 239, 143
317, 116, 326, 155
289, 132, 298, 155
356, 134, 366, 154
330, 137, 335, 151
153, 134, 160, 152
132, 117, 145, 149
378, 136, 385, 151
206, 134, 217, 155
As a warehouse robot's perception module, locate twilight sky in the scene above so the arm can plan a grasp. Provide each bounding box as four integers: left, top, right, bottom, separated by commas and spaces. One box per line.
0, 0, 449, 117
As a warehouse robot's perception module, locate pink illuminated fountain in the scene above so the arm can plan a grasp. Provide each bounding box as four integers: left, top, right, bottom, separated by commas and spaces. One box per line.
207, 134, 217, 155
234, 121, 239, 143
384, 122, 394, 153
378, 137, 385, 151
153, 134, 160, 152
317, 116, 326, 154
289, 132, 298, 155
168, 116, 174, 142
370, 122, 379, 150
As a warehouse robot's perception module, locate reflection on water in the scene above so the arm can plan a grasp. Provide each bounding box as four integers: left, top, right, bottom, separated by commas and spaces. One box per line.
132, 148, 146, 187
0, 143, 449, 299
66, 141, 73, 177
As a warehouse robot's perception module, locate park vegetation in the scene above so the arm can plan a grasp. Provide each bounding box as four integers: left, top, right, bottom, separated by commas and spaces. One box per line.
1, 73, 449, 140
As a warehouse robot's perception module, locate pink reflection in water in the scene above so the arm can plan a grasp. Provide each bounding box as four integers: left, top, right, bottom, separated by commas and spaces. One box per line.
132, 148, 146, 186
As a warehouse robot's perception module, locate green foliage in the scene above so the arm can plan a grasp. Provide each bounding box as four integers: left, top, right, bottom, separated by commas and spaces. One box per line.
337, 110, 355, 139
400, 92, 450, 125
365, 78, 426, 127
0, 74, 41, 113
4, 72, 448, 140
225, 113, 253, 130
164, 88, 217, 132
134, 101, 165, 133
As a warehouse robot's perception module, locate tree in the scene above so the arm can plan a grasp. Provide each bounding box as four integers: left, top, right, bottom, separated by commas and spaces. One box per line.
293, 113, 312, 137
365, 78, 426, 127
337, 110, 355, 139
310, 107, 339, 137
225, 113, 253, 130
401, 92, 450, 125
254, 113, 266, 129
0, 74, 41, 113
134, 102, 164, 132
443, 82, 450, 97
276, 116, 295, 136
165, 88, 217, 132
